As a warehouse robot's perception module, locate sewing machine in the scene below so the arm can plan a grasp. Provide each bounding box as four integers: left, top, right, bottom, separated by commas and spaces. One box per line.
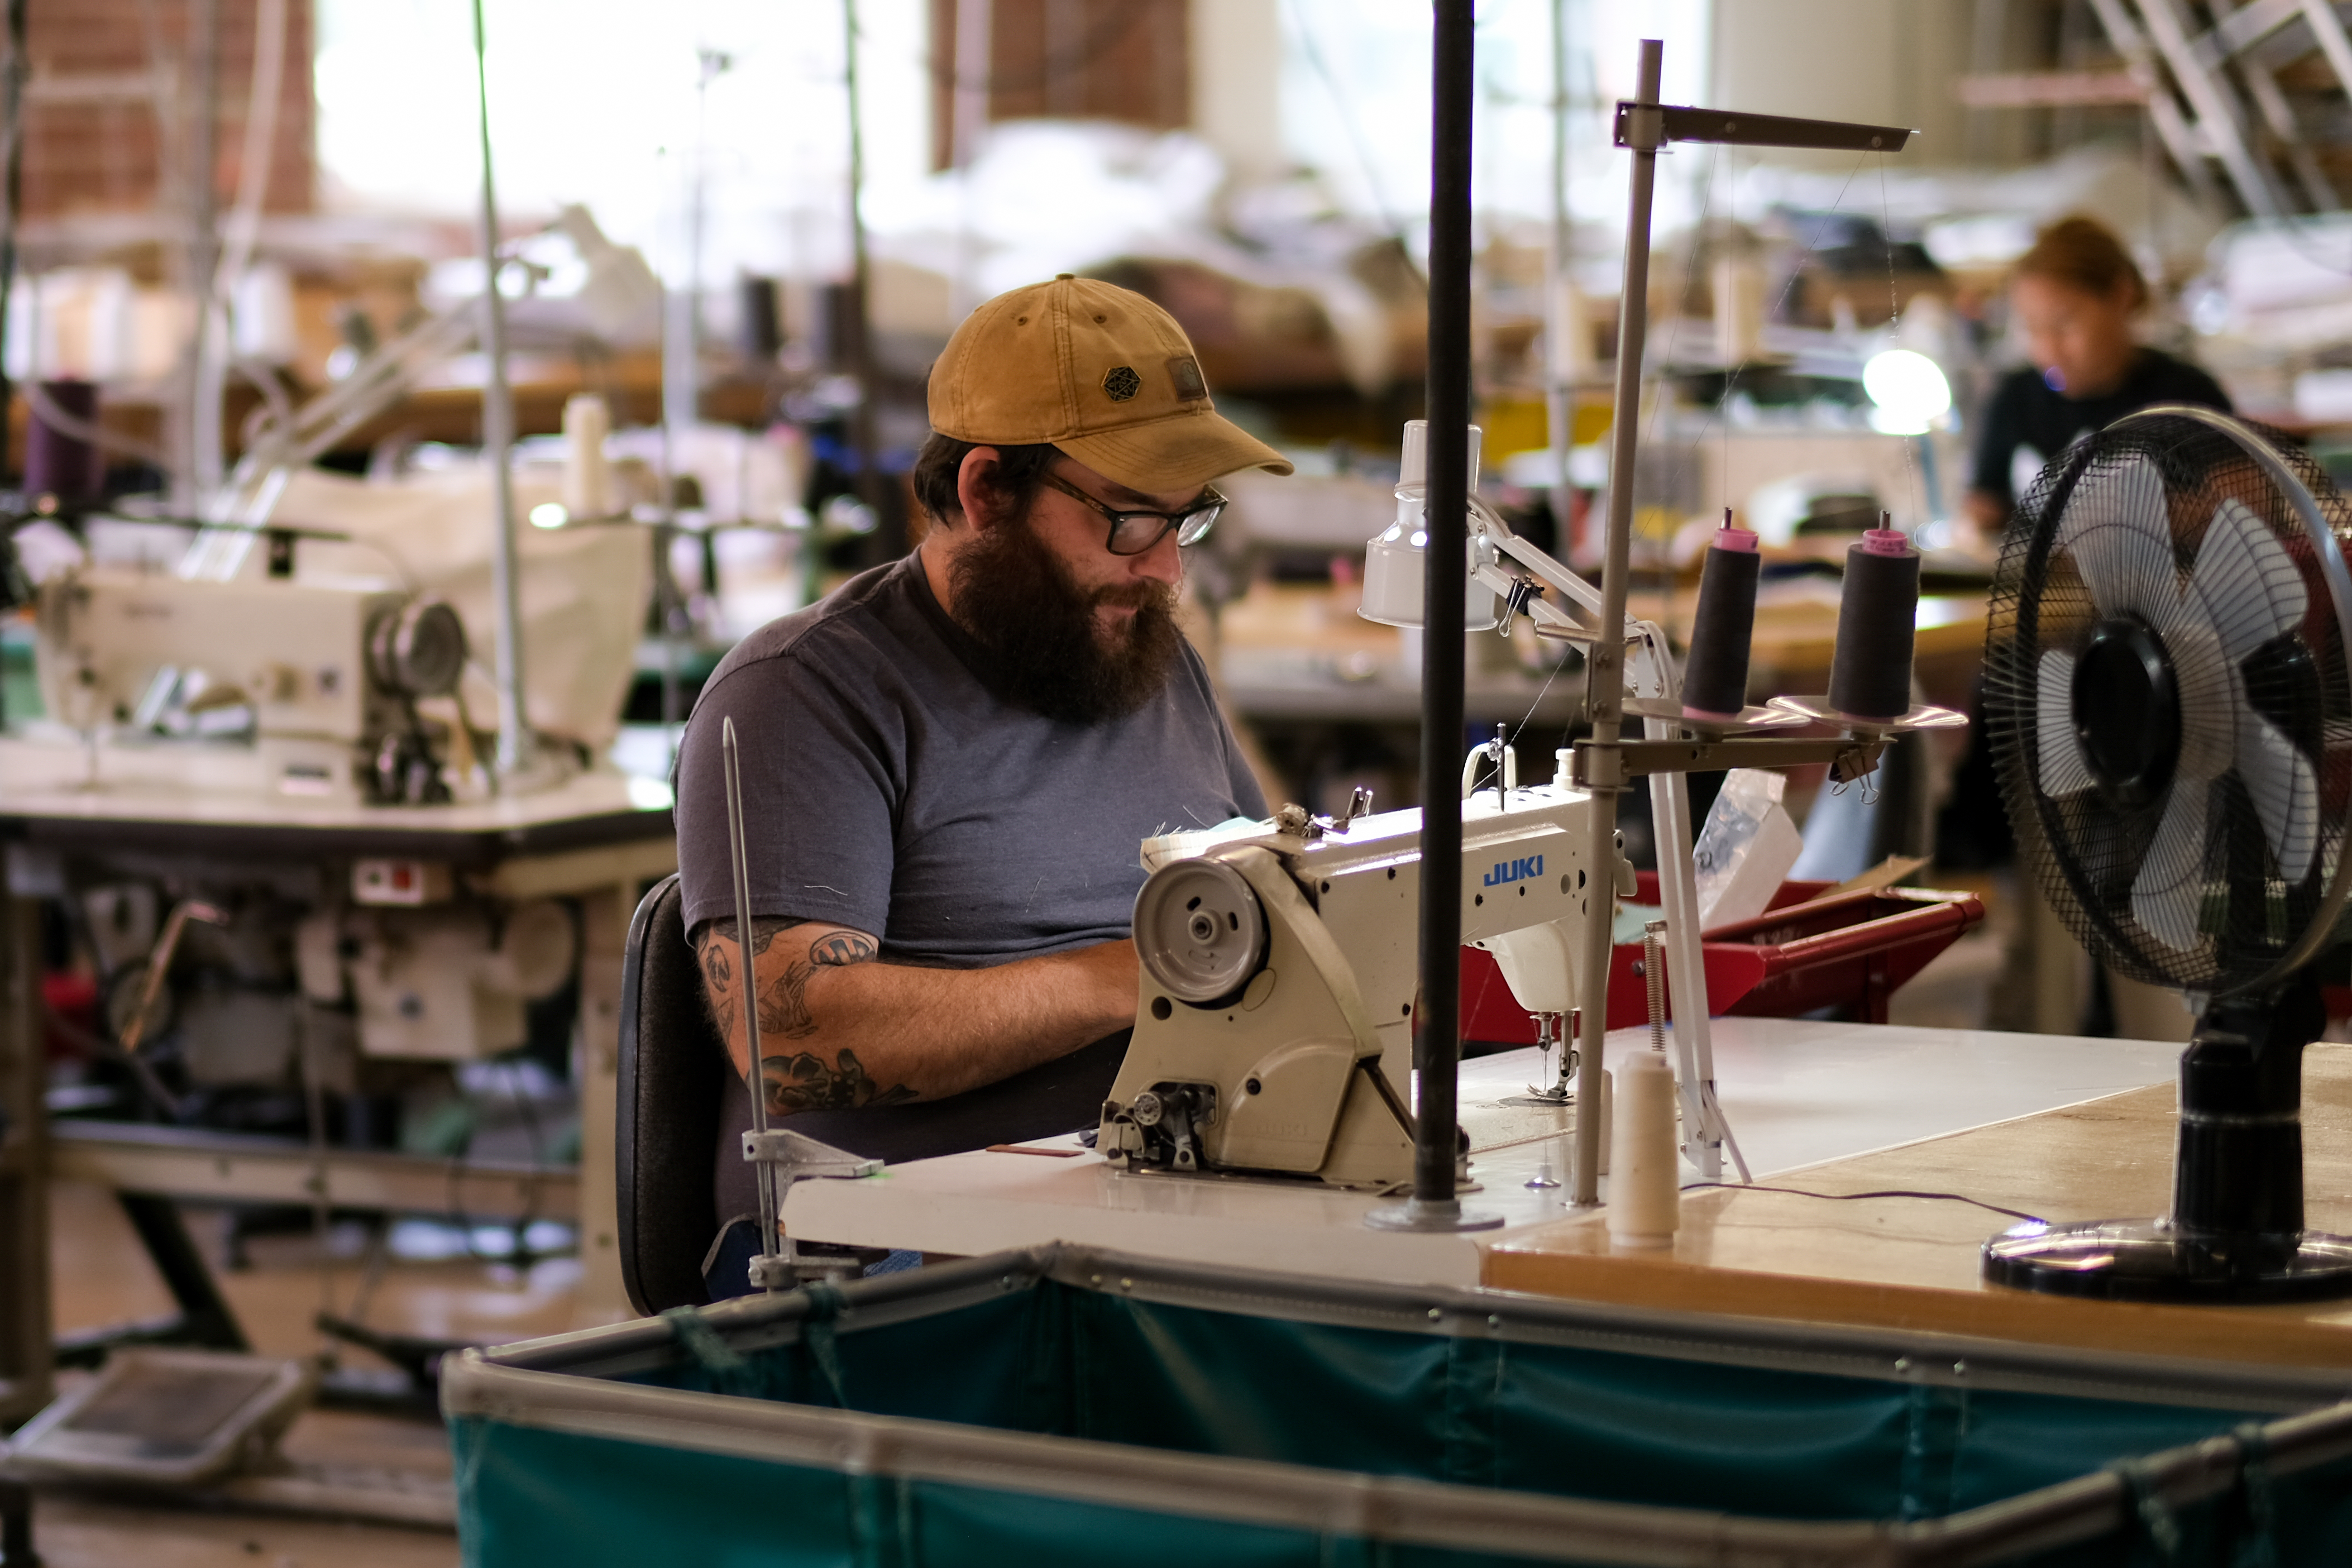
21, 566, 468, 804
1099, 778, 1632, 1189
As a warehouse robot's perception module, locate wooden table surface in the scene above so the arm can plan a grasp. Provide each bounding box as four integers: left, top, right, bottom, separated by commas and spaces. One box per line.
1484, 1042, 2352, 1369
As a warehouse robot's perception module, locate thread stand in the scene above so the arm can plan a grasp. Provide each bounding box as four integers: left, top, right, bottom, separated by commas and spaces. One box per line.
1620, 699, 1809, 738
1766, 697, 1969, 739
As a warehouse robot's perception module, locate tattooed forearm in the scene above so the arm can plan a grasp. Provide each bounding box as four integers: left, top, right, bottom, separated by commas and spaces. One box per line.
753, 929, 880, 1041
760, 1046, 916, 1118
699, 921, 885, 1058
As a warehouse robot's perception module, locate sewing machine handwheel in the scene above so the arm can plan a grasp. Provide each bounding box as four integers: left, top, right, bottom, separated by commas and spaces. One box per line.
1134, 857, 1266, 1005
367, 597, 469, 698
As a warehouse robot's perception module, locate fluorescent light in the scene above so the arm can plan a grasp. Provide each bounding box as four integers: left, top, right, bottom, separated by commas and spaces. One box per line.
1863, 349, 1952, 436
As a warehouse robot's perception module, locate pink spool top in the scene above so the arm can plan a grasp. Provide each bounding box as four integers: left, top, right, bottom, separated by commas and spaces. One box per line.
1858, 528, 1912, 557
1711, 526, 1759, 553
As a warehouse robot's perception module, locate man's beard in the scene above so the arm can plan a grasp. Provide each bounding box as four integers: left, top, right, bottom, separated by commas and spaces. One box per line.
948, 515, 1183, 724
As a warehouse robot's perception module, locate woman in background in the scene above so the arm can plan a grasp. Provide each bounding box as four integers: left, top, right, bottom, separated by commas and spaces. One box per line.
1963, 214, 2230, 536
1952, 214, 2230, 1041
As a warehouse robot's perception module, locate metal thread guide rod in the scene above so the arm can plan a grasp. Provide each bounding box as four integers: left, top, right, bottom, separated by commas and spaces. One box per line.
1570, 37, 1665, 1210
1565, 43, 1913, 1208
721, 718, 882, 1291
1367, 0, 1496, 1234
720, 717, 786, 1284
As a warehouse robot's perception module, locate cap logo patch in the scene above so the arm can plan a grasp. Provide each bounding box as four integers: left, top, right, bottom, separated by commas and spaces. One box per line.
1102, 365, 1141, 402
1167, 356, 1207, 401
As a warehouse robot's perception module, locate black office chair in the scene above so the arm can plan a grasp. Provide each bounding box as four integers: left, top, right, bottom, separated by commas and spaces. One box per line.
616, 872, 724, 1314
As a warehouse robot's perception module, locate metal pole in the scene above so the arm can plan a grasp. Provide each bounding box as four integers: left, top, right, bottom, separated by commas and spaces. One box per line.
722, 719, 782, 1273
1415, 0, 1475, 1213
0, 0, 23, 491
1545, 0, 1574, 548
842, 0, 887, 549
1571, 38, 1663, 1208
471, 0, 532, 781
187, 0, 221, 505
950, 0, 992, 318
1369, 0, 1496, 1234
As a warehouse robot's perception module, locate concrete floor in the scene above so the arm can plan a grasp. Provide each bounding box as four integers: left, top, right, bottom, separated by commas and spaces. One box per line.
32, 1177, 593, 1567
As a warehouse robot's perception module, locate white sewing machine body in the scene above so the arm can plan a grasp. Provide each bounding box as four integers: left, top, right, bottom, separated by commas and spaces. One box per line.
21, 567, 453, 803
1101, 782, 1615, 1189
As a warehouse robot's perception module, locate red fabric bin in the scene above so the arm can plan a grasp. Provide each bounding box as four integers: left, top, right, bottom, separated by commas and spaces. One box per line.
1461, 873, 1985, 1043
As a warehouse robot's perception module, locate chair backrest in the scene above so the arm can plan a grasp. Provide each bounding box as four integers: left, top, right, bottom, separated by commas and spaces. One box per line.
616, 872, 725, 1316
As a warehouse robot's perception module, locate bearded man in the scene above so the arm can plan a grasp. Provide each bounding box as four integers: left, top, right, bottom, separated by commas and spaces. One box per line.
674, 276, 1287, 1252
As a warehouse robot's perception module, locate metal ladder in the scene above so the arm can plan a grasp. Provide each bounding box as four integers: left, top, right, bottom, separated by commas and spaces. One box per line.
2081, 0, 2352, 218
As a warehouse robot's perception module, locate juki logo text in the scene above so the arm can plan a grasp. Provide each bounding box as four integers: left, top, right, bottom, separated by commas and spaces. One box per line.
1484, 854, 1543, 887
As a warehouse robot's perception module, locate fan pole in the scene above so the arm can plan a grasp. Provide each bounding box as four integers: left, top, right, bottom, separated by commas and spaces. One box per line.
2174, 983, 2321, 1241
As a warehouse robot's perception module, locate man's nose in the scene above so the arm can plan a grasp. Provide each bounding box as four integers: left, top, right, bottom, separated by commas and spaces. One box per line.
1131, 528, 1184, 586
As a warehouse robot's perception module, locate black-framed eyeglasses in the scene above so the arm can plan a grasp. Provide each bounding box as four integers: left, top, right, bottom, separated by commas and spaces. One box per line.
1039, 471, 1226, 556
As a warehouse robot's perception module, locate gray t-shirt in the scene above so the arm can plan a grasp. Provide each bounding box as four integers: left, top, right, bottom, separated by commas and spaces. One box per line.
675, 551, 1264, 1263
675, 548, 1265, 964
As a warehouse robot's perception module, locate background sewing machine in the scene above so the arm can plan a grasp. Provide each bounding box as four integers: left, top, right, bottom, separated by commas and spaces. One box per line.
20, 567, 472, 805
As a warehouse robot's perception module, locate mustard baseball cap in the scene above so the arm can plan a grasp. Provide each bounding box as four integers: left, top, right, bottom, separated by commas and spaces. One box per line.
928, 274, 1294, 493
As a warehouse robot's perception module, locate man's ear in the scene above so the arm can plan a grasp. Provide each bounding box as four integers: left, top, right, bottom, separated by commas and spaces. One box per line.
953, 446, 1003, 531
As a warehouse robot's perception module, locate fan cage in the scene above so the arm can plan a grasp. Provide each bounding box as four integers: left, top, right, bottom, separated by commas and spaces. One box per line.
1986, 410, 2352, 997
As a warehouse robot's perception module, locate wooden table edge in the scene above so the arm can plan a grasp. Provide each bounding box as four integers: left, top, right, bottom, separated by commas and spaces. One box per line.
1478, 1246, 2352, 1369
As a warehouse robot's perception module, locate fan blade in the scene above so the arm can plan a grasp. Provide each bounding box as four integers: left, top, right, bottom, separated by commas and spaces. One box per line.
2132, 776, 2211, 953
2165, 619, 2237, 782
2235, 709, 2320, 883
2035, 649, 2092, 796
2181, 496, 2307, 664
2056, 454, 2174, 618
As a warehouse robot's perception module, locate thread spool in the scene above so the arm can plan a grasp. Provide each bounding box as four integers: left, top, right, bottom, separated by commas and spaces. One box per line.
1681, 510, 1760, 720
1607, 1051, 1679, 1247
1827, 521, 1920, 722
561, 393, 614, 520
25, 380, 103, 503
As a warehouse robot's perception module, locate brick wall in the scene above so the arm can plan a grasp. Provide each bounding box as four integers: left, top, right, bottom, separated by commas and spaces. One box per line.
929, 0, 1189, 170
20, 0, 314, 219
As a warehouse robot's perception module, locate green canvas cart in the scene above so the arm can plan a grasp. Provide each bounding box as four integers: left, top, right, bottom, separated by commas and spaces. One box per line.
446, 1245, 2352, 1565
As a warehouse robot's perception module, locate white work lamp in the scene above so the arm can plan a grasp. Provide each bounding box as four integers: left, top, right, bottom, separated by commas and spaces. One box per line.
1359, 422, 1502, 632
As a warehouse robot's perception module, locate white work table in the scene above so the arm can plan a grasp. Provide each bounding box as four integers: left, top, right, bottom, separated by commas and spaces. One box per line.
783, 1019, 2185, 1287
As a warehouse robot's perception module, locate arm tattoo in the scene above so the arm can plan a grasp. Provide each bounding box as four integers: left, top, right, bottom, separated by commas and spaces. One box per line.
756, 930, 879, 1040
694, 916, 806, 1044
759, 1046, 916, 1119
696, 924, 886, 1089
810, 931, 878, 967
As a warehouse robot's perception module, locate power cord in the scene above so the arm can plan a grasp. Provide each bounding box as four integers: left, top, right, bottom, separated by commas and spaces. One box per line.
1684, 1181, 2044, 1226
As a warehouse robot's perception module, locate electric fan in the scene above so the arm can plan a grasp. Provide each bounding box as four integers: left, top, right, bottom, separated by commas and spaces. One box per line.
1982, 404, 2352, 1301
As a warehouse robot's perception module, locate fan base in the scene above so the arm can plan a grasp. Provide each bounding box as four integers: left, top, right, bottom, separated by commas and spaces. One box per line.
1983, 1218, 2352, 1303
